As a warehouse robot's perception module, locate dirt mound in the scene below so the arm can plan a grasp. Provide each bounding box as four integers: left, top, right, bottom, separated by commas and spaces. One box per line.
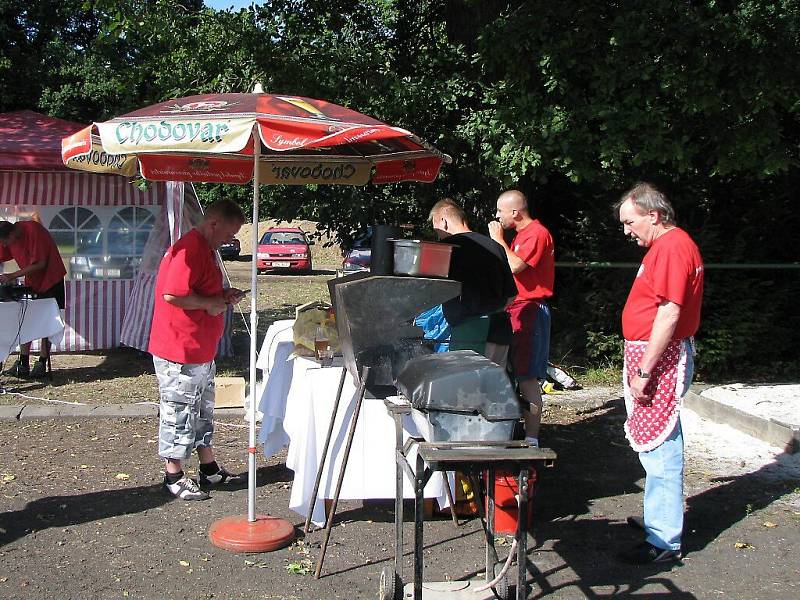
237, 219, 342, 266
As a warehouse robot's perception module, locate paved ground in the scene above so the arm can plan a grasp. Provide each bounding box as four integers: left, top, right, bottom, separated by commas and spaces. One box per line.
0, 389, 797, 600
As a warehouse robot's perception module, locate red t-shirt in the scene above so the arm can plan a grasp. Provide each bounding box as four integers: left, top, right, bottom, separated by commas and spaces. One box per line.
510, 219, 555, 301
148, 229, 224, 364
622, 227, 704, 341
0, 220, 66, 292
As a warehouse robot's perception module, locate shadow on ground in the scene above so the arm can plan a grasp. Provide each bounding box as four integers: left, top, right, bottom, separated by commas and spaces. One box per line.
0, 463, 294, 549
524, 400, 797, 597
324, 399, 798, 596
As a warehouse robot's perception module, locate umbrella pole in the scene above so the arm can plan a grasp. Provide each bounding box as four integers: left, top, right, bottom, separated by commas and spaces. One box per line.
248, 129, 261, 522
209, 123, 294, 554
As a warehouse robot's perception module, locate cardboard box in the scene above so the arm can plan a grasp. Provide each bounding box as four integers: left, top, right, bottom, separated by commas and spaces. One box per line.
215, 376, 246, 408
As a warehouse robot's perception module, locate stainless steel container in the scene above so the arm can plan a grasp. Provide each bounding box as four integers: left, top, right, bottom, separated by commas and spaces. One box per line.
390, 239, 454, 278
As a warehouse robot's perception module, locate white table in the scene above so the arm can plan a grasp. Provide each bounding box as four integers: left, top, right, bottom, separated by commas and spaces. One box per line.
0, 298, 65, 363
256, 320, 452, 526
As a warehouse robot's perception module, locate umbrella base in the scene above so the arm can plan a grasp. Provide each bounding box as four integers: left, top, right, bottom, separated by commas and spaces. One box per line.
208, 514, 295, 553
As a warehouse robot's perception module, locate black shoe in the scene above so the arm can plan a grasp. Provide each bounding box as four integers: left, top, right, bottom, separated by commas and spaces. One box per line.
618, 541, 682, 565
164, 475, 210, 501
3, 358, 30, 378
626, 516, 645, 531
199, 467, 245, 486
29, 359, 49, 379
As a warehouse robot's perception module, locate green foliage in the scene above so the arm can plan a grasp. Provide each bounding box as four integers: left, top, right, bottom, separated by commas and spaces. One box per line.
2, 0, 799, 380
585, 330, 624, 367
697, 269, 800, 379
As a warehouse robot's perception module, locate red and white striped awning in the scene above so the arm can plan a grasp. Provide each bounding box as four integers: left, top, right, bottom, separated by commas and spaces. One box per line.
0, 171, 161, 206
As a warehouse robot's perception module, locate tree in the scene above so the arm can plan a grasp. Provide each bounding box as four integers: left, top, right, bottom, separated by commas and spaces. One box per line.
3, 0, 798, 376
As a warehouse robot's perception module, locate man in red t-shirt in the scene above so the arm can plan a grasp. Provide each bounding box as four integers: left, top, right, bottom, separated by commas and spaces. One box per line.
0, 219, 67, 379
488, 190, 555, 447
615, 182, 704, 565
149, 199, 247, 501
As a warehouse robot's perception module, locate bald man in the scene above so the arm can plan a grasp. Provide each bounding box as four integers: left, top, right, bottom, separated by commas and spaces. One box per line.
488, 190, 555, 446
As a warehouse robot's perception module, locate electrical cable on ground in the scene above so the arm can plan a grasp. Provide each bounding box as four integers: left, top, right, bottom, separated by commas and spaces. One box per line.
472, 538, 517, 593
0, 389, 85, 405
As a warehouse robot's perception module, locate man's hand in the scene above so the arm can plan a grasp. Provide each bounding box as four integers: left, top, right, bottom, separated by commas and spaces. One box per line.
489, 220, 527, 273
629, 375, 652, 405
488, 221, 504, 244
223, 288, 246, 304
0, 273, 13, 284
204, 295, 228, 316
165, 292, 228, 315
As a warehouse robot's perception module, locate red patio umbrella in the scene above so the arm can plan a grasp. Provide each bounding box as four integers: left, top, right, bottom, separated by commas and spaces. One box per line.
62, 86, 450, 551
61, 90, 447, 185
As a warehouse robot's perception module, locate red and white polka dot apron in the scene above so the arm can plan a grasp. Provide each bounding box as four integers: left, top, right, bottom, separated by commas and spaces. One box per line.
623, 339, 689, 452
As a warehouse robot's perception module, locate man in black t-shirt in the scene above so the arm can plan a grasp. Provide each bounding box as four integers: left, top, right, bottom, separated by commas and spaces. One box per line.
428, 198, 517, 364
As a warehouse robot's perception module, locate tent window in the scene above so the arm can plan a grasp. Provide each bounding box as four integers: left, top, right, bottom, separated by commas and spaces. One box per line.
49, 208, 103, 281
50, 206, 154, 281
107, 207, 156, 258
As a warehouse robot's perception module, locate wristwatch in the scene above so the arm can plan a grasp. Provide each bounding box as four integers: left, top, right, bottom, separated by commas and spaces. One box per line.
637, 367, 651, 379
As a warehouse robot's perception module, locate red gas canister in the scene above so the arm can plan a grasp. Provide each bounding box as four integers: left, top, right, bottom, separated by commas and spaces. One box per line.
488, 468, 537, 535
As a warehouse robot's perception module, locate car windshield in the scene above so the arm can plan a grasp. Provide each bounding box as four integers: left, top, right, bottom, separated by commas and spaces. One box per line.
260, 231, 306, 245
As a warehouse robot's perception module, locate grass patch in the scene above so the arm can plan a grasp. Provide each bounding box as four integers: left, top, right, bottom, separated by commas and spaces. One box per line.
577, 365, 620, 386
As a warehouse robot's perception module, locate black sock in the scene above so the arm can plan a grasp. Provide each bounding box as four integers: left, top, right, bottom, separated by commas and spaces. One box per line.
165, 470, 184, 484
200, 461, 219, 475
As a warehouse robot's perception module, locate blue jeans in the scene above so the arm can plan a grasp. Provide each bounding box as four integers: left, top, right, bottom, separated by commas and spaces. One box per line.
638, 341, 694, 551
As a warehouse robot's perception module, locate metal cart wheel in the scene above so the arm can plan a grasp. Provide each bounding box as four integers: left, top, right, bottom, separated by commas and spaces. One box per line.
492, 561, 510, 600
379, 565, 402, 600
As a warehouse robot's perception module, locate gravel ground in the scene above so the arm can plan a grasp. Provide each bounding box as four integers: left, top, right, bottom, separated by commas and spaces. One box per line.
1, 398, 798, 600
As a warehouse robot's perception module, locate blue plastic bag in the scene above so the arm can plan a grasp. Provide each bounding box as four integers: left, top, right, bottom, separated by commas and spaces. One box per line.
414, 304, 451, 353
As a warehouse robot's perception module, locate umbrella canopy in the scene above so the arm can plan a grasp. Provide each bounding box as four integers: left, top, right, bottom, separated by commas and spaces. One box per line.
61, 92, 449, 185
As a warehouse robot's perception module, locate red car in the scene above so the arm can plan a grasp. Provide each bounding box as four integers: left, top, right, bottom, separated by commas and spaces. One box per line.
256, 227, 313, 274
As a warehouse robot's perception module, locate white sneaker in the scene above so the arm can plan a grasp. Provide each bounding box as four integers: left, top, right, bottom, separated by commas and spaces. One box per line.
164, 475, 210, 501
199, 467, 244, 486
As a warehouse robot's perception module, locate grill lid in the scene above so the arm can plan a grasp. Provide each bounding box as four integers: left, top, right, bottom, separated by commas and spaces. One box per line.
395, 350, 521, 421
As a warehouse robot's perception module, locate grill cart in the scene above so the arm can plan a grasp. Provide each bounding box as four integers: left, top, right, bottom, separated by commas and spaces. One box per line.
379, 352, 557, 600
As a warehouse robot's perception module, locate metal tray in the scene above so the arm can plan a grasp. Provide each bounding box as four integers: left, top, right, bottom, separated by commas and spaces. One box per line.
390, 239, 454, 278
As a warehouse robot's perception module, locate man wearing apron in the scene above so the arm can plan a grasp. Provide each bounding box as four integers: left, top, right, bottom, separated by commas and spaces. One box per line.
615, 182, 704, 564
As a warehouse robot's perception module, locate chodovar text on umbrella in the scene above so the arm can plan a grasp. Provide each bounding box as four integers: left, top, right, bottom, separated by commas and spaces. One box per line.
115, 121, 230, 145
70, 149, 129, 169
270, 163, 356, 182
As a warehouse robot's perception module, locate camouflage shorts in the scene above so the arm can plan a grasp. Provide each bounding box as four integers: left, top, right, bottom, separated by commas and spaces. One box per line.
154, 357, 216, 460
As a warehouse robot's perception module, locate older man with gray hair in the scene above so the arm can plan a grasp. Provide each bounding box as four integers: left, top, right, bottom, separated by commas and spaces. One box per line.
614, 182, 704, 564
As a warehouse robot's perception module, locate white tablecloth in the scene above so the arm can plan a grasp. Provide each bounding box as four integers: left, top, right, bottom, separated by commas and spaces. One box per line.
0, 298, 65, 363
256, 319, 451, 525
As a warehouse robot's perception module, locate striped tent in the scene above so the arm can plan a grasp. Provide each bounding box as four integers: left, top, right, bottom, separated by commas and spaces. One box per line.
0, 111, 232, 355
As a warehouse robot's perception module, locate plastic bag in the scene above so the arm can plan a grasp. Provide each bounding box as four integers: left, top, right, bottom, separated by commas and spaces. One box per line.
414, 304, 451, 353
292, 301, 339, 354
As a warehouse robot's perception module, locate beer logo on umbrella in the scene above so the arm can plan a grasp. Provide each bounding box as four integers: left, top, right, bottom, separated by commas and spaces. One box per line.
276, 96, 333, 120
161, 101, 237, 113
188, 158, 210, 169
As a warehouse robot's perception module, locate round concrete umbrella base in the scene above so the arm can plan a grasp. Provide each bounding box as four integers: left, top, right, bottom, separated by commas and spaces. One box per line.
208, 515, 295, 553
